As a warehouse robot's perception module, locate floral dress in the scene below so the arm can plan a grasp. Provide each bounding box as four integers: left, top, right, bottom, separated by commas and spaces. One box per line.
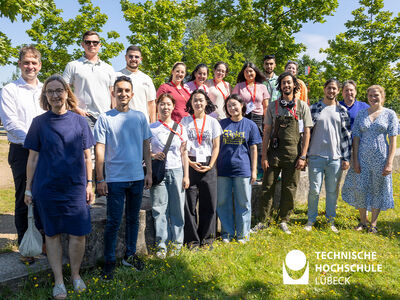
342, 108, 398, 211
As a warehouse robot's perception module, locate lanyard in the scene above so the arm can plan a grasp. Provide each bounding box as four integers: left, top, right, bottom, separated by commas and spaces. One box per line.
275, 99, 298, 120
170, 81, 190, 100
159, 120, 184, 141
213, 79, 229, 100
194, 82, 206, 91
246, 81, 257, 103
192, 114, 206, 145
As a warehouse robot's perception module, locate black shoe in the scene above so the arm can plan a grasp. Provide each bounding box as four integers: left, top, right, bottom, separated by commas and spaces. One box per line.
122, 254, 145, 271
101, 261, 116, 280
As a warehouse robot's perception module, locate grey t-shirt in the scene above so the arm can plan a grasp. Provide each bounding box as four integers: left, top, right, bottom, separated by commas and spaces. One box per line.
308, 103, 342, 159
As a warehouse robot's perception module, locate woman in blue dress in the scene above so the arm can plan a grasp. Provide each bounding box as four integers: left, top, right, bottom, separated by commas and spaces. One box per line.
24, 75, 95, 299
342, 85, 398, 233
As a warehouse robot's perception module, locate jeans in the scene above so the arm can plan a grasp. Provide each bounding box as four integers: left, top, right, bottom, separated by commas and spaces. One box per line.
151, 168, 185, 250
307, 156, 342, 224
104, 180, 144, 262
217, 177, 252, 240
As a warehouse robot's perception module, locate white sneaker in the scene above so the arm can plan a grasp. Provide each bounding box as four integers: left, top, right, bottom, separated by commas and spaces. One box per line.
304, 222, 313, 232
155, 249, 167, 259
330, 225, 339, 233
222, 238, 230, 244
280, 222, 291, 234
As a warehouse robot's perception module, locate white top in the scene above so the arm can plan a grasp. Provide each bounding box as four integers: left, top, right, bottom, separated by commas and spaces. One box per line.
63, 57, 115, 118
150, 120, 188, 169
0, 77, 45, 144
186, 81, 209, 94
181, 115, 222, 157
206, 79, 230, 120
116, 68, 156, 123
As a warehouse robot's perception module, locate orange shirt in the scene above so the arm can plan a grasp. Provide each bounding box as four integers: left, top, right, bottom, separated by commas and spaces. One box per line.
295, 79, 309, 105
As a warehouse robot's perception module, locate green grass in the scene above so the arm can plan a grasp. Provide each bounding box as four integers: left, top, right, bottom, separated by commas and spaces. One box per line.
4, 173, 400, 299
0, 188, 14, 214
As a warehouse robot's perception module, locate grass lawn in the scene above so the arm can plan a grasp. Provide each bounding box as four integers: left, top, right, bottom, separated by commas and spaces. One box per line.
2, 173, 400, 299
0, 188, 14, 214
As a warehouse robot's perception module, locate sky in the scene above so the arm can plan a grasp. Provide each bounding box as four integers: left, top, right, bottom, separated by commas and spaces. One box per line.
0, 0, 399, 87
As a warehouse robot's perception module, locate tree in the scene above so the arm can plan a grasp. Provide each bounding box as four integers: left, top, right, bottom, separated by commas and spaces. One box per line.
296, 55, 325, 103
322, 0, 400, 109
25, 0, 123, 80
0, 0, 54, 65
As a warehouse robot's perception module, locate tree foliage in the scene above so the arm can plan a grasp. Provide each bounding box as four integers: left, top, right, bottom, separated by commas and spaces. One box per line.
297, 55, 325, 104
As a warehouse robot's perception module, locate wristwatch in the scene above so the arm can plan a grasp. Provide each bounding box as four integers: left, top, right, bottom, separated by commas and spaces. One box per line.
299, 155, 307, 160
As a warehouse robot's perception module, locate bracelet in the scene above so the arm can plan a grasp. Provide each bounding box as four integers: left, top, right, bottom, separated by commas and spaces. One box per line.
25, 190, 32, 197
87, 180, 93, 183
96, 179, 105, 184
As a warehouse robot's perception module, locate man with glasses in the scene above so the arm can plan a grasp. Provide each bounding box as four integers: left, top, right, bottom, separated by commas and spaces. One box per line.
116, 46, 156, 123
63, 30, 115, 128
0, 45, 45, 264
263, 55, 280, 103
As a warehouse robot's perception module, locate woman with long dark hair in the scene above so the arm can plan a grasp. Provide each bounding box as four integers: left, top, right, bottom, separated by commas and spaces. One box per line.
186, 63, 209, 94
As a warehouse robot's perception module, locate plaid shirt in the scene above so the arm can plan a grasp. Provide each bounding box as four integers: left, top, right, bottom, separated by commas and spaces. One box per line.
309, 100, 352, 161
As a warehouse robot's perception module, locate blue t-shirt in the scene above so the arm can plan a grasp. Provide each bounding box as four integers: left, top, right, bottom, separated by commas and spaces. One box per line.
94, 109, 152, 182
339, 100, 369, 129
217, 117, 262, 177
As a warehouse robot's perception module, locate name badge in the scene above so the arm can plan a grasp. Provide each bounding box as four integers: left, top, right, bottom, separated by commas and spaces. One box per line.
196, 148, 207, 163
298, 119, 304, 133
246, 101, 255, 115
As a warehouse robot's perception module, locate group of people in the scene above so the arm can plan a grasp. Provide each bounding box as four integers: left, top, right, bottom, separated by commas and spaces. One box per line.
0, 30, 398, 299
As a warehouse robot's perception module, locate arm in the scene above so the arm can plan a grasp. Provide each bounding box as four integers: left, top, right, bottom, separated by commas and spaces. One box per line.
84, 148, 94, 204
148, 100, 156, 123
95, 143, 108, 196
352, 136, 360, 173
383, 136, 396, 176
261, 124, 272, 171
295, 127, 310, 170
250, 144, 257, 184
143, 138, 152, 189
181, 141, 190, 189
24, 150, 39, 205
262, 98, 269, 113
199, 136, 220, 173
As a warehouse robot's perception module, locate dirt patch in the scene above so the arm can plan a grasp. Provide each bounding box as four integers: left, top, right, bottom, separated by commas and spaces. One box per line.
0, 136, 13, 189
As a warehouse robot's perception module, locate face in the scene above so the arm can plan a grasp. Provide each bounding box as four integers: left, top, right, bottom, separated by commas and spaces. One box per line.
280, 76, 294, 96
367, 88, 384, 108
171, 64, 186, 83
244, 67, 256, 82
192, 93, 207, 114
214, 64, 227, 81
195, 67, 208, 85
263, 59, 276, 74
18, 52, 42, 82
226, 99, 243, 119
45, 80, 67, 110
342, 84, 357, 103
324, 82, 339, 101
158, 97, 175, 118
125, 50, 142, 70
113, 81, 133, 106
285, 63, 297, 76
81, 34, 101, 56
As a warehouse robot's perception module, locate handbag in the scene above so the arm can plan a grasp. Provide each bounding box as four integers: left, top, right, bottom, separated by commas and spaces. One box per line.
150, 122, 179, 186
19, 204, 43, 257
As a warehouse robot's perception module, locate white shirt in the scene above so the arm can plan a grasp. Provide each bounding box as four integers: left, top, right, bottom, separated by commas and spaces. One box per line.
0, 77, 45, 144
63, 57, 115, 118
206, 79, 231, 120
116, 68, 156, 123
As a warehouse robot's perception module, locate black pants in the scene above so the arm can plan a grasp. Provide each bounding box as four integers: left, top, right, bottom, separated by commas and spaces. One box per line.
184, 159, 217, 246
8, 144, 29, 245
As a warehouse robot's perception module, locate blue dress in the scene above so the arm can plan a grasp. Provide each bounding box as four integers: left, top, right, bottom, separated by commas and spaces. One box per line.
342, 108, 398, 211
24, 111, 95, 236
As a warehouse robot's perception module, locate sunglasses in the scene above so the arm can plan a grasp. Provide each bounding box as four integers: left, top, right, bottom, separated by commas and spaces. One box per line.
84, 40, 100, 46
128, 54, 141, 59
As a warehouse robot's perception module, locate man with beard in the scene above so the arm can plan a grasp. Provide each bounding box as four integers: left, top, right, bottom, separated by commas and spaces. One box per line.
285, 61, 309, 105
256, 72, 312, 234
263, 55, 280, 103
305, 79, 351, 233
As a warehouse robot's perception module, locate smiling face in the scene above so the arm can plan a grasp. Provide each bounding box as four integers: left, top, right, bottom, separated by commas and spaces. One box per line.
195, 67, 208, 85
18, 51, 41, 83
125, 50, 142, 71
285, 63, 297, 76
81, 34, 101, 57
226, 98, 243, 119
214, 64, 227, 81
244, 67, 256, 83
280, 75, 294, 96
158, 96, 175, 119
342, 84, 357, 105
113, 80, 134, 108
324, 82, 339, 101
171, 64, 186, 84
367, 88, 384, 108
191, 92, 207, 114
45, 80, 67, 111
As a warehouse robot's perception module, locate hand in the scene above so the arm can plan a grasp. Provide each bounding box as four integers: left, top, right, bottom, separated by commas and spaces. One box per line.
86, 183, 94, 205
295, 158, 306, 170
153, 152, 165, 160
197, 165, 212, 173
144, 173, 153, 189
74, 106, 88, 117
262, 159, 269, 171
97, 181, 108, 196
24, 195, 32, 206
251, 171, 257, 184
382, 163, 392, 176
341, 161, 350, 170
182, 176, 190, 189
353, 160, 361, 174
189, 161, 203, 172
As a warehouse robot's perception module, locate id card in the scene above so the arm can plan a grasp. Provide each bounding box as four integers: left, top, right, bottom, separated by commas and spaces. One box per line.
246, 101, 255, 115
298, 119, 304, 133
196, 148, 207, 163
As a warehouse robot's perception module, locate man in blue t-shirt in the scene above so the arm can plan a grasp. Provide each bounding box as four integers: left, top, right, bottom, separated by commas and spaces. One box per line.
339, 80, 369, 129
94, 75, 152, 279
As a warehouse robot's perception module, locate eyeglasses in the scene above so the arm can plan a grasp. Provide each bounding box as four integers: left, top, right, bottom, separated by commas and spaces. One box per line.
128, 54, 141, 59
84, 40, 100, 46
45, 89, 65, 96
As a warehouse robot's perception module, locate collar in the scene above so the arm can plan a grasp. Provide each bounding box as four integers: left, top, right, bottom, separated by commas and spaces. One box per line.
16, 76, 43, 90
80, 56, 101, 66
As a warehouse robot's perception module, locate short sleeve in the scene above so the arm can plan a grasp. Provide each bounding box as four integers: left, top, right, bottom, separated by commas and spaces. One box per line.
261, 84, 270, 100
211, 117, 223, 139
62, 62, 74, 85
232, 84, 239, 95
264, 104, 274, 126
109, 69, 116, 88
94, 114, 107, 144
142, 114, 152, 140
80, 117, 95, 149
248, 120, 262, 146
388, 110, 399, 137
148, 78, 157, 101
352, 111, 362, 138
156, 83, 169, 98
24, 117, 41, 151
301, 103, 313, 128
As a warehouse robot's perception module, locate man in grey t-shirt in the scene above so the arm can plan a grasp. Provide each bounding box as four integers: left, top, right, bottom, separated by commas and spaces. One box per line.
305, 79, 351, 233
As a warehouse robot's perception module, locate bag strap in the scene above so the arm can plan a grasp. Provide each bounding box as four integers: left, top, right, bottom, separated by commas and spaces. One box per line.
162, 122, 179, 156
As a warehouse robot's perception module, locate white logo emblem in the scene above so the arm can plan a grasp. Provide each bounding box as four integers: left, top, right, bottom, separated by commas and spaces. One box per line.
283, 250, 309, 284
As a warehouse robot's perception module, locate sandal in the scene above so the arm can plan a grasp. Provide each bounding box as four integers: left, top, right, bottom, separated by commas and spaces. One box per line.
73, 278, 87, 293
52, 283, 67, 299
369, 226, 378, 234
355, 223, 368, 231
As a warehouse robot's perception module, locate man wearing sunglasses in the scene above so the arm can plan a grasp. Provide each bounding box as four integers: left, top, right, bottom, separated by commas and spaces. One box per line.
63, 30, 115, 128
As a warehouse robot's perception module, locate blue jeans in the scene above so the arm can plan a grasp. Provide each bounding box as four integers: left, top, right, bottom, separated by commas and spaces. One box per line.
307, 156, 342, 224
104, 180, 144, 262
151, 168, 185, 250
217, 176, 252, 240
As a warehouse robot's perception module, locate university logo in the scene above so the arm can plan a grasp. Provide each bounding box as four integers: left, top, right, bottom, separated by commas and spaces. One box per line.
283, 250, 309, 285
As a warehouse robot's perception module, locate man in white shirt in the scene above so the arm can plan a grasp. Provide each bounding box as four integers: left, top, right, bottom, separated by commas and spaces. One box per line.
63, 30, 115, 127
0, 46, 45, 261
116, 46, 156, 123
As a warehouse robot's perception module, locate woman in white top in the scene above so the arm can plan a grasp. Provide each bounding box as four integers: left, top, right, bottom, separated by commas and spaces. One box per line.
206, 61, 231, 120
186, 63, 209, 94
181, 89, 222, 249
150, 93, 189, 258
